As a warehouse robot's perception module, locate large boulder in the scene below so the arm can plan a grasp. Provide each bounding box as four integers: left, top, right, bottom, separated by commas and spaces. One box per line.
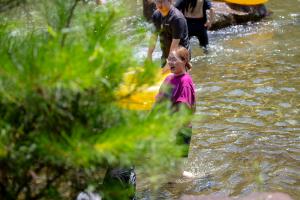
142, 0, 271, 30
211, 2, 271, 30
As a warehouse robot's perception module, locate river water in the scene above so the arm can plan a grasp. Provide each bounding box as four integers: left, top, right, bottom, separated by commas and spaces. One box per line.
128, 0, 300, 199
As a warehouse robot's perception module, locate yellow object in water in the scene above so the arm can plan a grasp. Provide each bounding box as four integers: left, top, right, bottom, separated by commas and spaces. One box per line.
116, 69, 170, 111
224, 0, 268, 5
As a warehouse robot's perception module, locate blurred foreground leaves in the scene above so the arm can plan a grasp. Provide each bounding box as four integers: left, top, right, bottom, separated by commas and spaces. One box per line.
0, 0, 191, 199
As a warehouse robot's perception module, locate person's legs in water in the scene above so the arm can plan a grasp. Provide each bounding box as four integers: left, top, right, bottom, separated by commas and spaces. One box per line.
102, 167, 136, 200
176, 126, 192, 157
197, 25, 209, 54
176, 126, 194, 178
187, 17, 209, 54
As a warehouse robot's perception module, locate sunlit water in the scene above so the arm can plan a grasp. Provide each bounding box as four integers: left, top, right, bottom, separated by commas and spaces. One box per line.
128, 0, 300, 199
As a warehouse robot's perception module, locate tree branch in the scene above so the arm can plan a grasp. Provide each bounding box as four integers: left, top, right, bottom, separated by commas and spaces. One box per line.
60, 0, 80, 47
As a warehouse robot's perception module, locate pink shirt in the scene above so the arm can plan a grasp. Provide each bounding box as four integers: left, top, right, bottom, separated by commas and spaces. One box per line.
156, 73, 195, 110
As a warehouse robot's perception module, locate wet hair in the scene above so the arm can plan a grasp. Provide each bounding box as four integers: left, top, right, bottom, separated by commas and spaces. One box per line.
174, 46, 192, 71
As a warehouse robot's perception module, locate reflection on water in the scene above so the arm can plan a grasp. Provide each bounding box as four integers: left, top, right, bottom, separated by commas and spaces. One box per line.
131, 0, 300, 199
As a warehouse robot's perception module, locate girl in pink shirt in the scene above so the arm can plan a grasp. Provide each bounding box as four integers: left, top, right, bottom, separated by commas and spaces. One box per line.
156, 46, 196, 156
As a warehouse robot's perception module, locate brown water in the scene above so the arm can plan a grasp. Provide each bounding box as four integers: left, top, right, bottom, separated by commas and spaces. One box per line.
130, 0, 300, 199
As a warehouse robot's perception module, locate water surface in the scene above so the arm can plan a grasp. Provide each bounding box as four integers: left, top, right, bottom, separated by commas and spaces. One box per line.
130, 0, 300, 199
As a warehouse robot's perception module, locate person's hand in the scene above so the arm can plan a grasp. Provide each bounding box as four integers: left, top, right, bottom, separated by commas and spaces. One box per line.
204, 20, 212, 29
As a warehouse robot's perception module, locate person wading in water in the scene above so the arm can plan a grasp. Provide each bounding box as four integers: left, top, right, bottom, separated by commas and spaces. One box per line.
147, 0, 190, 72
175, 0, 214, 53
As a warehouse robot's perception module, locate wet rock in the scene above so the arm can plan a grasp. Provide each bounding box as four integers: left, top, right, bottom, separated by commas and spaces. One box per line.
179, 192, 293, 200
142, 1, 271, 30
211, 2, 271, 30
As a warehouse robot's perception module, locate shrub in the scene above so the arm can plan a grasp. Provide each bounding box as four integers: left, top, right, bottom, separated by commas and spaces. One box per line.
0, 0, 191, 199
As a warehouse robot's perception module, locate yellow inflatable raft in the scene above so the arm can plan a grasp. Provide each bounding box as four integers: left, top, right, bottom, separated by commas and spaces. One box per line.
224, 0, 268, 5
117, 69, 170, 111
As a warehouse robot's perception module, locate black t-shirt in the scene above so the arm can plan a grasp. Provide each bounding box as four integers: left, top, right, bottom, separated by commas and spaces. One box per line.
152, 6, 190, 61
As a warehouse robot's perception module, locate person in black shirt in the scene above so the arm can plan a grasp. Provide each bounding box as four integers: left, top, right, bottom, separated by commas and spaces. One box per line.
147, 0, 190, 70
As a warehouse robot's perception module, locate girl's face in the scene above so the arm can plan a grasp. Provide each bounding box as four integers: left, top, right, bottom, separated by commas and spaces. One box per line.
167, 52, 186, 75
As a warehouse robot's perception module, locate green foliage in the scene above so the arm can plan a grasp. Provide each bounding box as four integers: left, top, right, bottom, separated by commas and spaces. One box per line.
0, 0, 192, 199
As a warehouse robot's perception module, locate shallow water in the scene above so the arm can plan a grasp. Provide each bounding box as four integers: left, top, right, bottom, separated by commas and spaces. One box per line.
130, 0, 300, 199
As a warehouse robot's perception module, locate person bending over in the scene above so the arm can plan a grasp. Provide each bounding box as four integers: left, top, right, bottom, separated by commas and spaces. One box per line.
147, 0, 190, 70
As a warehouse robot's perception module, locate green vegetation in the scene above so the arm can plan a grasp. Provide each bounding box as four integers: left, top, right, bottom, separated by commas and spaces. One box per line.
0, 0, 192, 199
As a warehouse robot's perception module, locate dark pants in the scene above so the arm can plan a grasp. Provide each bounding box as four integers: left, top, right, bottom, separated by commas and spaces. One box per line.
186, 17, 209, 48
102, 167, 136, 200
176, 127, 192, 157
